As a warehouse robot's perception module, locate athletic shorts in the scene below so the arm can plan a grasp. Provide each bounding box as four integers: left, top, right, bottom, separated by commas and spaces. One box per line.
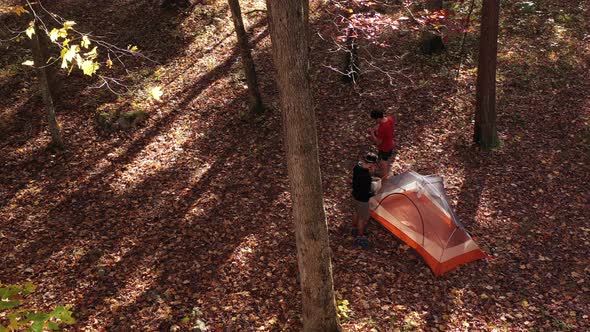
352, 198, 370, 220
378, 149, 395, 161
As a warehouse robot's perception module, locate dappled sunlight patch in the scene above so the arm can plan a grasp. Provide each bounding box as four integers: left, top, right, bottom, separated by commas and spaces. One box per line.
85, 257, 162, 328
106, 120, 196, 195
227, 234, 259, 271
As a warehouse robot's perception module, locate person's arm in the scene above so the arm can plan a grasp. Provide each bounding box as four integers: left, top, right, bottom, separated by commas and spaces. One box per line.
361, 172, 373, 198
368, 125, 382, 145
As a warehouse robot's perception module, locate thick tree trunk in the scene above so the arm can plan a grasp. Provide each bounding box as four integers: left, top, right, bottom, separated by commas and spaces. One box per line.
474, 0, 500, 149
31, 23, 64, 148
266, 1, 340, 331
421, 0, 445, 54
228, 0, 264, 113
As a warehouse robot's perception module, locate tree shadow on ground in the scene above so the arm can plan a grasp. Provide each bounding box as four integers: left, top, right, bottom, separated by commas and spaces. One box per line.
1, 0, 589, 331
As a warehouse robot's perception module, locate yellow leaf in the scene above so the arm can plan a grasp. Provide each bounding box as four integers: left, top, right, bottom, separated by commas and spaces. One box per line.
106, 57, 113, 69
58, 28, 68, 39
81, 60, 99, 76
49, 28, 59, 42
522, 300, 529, 307
61, 45, 79, 69
480, 293, 489, 299
149, 86, 164, 101
14, 6, 30, 16
62, 38, 70, 47
22, 60, 35, 66
75, 54, 84, 67
84, 46, 98, 60
127, 44, 139, 52
63, 21, 76, 30
347, 8, 353, 13
81, 35, 91, 48
25, 22, 35, 39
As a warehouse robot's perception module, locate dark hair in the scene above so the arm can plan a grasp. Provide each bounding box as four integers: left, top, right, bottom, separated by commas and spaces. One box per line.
364, 152, 378, 163
370, 110, 384, 119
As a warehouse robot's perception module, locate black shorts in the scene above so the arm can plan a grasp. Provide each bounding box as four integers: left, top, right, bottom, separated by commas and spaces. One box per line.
378, 149, 395, 161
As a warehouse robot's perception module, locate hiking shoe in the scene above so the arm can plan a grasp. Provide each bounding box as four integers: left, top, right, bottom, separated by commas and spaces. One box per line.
355, 236, 370, 249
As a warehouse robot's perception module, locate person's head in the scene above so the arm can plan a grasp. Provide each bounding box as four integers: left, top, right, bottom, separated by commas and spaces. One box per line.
370, 110, 385, 123
363, 152, 378, 170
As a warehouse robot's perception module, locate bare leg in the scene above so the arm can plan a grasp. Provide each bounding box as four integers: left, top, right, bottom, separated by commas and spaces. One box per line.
357, 217, 367, 237
379, 160, 389, 180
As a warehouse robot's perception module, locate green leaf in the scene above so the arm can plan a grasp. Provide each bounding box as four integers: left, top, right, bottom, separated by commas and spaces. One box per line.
30, 320, 44, 332
0, 300, 21, 310
50, 306, 76, 324
27, 312, 50, 322
22, 282, 36, 293
0, 285, 24, 299
46, 322, 60, 330
7, 310, 29, 329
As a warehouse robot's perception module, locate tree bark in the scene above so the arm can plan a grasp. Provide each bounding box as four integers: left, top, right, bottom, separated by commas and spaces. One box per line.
228, 0, 264, 113
421, 0, 445, 54
31, 23, 64, 149
266, 1, 340, 331
474, 0, 500, 149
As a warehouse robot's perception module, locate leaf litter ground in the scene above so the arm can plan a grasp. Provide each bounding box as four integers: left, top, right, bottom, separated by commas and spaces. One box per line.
0, 0, 588, 331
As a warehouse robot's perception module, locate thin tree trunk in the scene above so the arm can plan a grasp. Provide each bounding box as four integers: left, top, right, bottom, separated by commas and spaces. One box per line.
266, 1, 340, 331
31, 23, 64, 148
474, 0, 500, 149
228, 0, 264, 113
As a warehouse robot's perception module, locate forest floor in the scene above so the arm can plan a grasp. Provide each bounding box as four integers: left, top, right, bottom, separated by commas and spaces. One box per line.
1, 0, 589, 331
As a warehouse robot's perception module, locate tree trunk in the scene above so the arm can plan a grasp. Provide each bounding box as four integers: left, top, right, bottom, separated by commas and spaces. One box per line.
421, 0, 445, 54
228, 0, 264, 113
266, 1, 340, 331
31, 23, 64, 149
474, 0, 500, 149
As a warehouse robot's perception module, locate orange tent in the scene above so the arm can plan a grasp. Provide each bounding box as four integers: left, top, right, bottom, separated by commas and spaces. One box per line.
369, 171, 486, 275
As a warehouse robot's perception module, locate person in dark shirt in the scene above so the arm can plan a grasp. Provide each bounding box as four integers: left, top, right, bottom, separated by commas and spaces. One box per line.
352, 152, 378, 248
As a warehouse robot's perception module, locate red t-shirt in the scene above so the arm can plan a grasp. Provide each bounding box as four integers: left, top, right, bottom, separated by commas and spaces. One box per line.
377, 116, 395, 152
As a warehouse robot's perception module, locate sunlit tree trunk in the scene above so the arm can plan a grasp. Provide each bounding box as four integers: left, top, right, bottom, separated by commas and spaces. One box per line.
31, 23, 64, 149
474, 0, 500, 149
266, 1, 340, 331
228, 0, 264, 113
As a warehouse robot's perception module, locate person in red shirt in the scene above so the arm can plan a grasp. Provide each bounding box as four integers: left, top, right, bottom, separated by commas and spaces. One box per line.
369, 110, 395, 180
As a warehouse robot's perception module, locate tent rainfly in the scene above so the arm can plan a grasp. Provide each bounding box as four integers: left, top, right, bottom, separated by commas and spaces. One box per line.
369, 171, 486, 275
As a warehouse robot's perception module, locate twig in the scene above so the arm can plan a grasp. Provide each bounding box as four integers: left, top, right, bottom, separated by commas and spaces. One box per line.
455, 0, 477, 82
